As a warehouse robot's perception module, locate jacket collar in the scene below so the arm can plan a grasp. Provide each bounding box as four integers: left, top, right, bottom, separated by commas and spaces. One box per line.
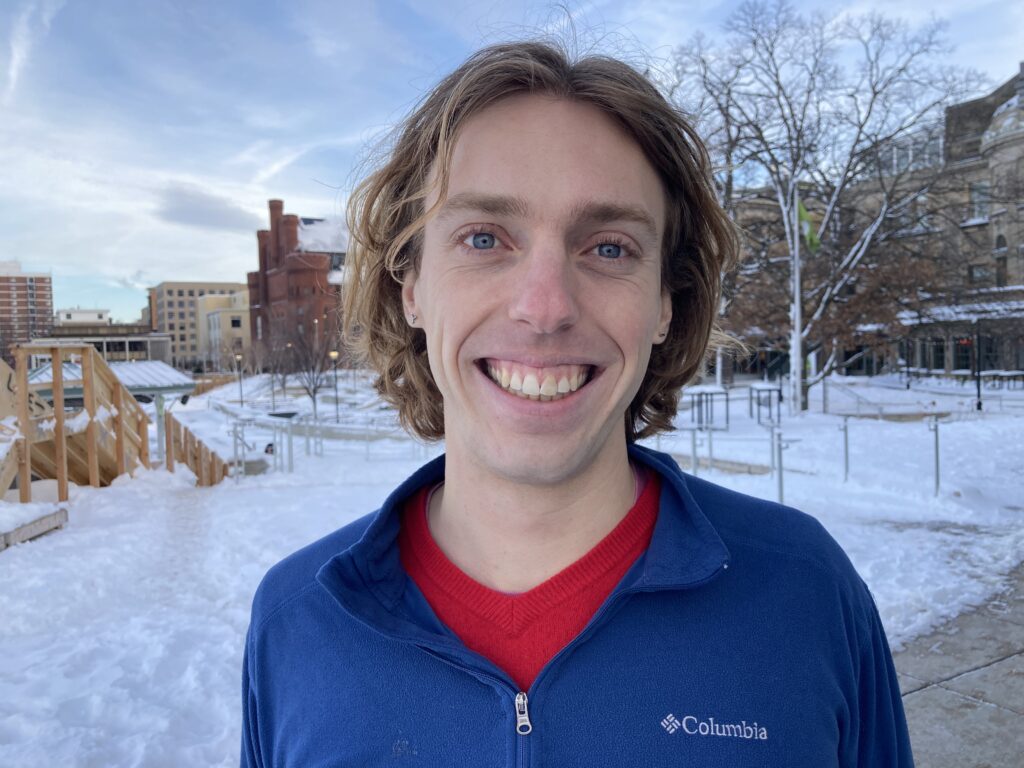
316, 444, 730, 647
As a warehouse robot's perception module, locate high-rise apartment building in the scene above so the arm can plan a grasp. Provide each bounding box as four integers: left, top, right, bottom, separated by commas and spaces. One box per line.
0, 260, 54, 367
147, 281, 248, 369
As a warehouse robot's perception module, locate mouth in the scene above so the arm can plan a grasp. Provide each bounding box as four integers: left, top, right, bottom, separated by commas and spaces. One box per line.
477, 358, 596, 402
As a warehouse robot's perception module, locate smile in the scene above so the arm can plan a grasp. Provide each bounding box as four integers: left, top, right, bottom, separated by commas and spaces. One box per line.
479, 358, 594, 401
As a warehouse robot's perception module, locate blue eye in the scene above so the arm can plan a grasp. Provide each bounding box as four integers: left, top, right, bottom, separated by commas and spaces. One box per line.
470, 232, 496, 249
597, 242, 623, 259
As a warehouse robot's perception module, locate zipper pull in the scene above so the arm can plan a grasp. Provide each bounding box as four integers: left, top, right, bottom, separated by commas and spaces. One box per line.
515, 692, 533, 735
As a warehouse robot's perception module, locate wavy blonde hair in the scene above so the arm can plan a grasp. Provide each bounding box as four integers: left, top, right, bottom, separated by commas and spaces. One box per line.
343, 40, 738, 441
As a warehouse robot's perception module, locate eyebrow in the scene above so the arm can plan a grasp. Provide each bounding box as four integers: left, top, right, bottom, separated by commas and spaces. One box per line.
435, 192, 659, 244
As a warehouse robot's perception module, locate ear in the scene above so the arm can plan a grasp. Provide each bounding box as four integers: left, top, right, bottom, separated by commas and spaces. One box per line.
654, 288, 672, 344
401, 270, 419, 326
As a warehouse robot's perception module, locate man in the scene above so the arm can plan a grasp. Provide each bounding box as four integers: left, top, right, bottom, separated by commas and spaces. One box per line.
241, 41, 913, 766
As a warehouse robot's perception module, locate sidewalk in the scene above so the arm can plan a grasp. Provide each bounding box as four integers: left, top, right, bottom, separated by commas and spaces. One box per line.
894, 562, 1024, 767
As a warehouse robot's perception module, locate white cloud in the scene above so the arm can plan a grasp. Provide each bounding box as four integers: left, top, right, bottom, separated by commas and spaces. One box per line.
3, 0, 64, 106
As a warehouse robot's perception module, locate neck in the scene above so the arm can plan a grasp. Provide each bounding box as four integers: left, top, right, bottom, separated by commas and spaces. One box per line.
428, 437, 636, 593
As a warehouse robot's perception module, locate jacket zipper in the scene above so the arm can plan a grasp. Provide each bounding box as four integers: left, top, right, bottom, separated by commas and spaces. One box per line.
515, 692, 532, 734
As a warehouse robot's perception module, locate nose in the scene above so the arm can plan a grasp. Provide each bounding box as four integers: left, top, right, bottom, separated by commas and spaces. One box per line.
507, 242, 580, 334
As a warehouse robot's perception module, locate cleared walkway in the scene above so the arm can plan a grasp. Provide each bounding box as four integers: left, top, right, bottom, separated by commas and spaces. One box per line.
895, 562, 1024, 767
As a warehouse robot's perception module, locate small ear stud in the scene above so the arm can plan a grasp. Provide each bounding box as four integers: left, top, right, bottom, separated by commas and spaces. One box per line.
409, 314, 417, 324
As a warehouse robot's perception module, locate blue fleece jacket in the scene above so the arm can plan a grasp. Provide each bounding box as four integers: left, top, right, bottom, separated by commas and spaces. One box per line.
241, 445, 914, 767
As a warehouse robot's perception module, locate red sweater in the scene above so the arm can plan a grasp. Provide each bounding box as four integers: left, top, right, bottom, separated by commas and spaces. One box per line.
399, 472, 660, 692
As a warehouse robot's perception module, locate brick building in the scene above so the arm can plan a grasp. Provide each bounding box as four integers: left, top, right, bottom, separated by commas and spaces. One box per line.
247, 199, 346, 363
0, 260, 53, 367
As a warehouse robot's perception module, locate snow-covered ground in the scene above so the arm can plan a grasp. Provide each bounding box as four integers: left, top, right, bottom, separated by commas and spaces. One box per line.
1, 372, 1022, 767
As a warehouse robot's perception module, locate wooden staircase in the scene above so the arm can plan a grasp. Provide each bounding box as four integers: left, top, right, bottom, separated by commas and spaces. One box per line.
0, 344, 150, 502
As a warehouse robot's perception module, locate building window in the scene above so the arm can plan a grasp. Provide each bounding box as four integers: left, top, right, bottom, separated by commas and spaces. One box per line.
177, 289, 184, 296
994, 234, 1007, 252
969, 182, 990, 220
188, 289, 194, 296
65, 313, 71, 319
954, 337, 972, 371
968, 265, 992, 284
231, 316, 241, 328
256, 315, 262, 341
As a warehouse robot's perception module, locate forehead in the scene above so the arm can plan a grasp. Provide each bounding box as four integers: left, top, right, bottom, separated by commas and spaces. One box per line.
426, 93, 666, 234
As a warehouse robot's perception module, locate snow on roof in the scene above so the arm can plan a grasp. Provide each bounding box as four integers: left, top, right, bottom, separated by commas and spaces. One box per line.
298, 216, 348, 253
28, 360, 195, 393
899, 299, 1024, 326
983, 93, 1021, 143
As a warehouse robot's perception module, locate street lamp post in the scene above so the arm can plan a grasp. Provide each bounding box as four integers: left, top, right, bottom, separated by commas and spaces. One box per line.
329, 350, 340, 422
235, 353, 244, 407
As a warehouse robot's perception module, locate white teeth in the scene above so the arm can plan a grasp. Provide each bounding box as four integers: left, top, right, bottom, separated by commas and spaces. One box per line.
483, 361, 592, 401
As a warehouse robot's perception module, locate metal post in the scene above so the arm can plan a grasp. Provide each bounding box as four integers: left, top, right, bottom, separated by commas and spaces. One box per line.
232, 423, 239, 482
287, 419, 294, 473
690, 429, 699, 477
775, 430, 785, 504
707, 429, 714, 471
333, 362, 340, 423
842, 416, 849, 483
769, 426, 776, 472
304, 415, 311, 455
155, 393, 165, 462
974, 327, 983, 411
929, 417, 940, 497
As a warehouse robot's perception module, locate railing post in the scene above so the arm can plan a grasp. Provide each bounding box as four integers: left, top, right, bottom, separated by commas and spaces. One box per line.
138, 412, 150, 469
690, 429, 699, 477
165, 412, 174, 471
287, 419, 294, 473
775, 429, 784, 504
15, 346, 32, 502
112, 384, 126, 477
50, 347, 69, 502
841, 416, 849, 483
929, 416, 940, 497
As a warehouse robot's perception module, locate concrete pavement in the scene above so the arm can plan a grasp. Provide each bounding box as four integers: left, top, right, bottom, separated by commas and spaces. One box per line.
894, 562, 1024, 767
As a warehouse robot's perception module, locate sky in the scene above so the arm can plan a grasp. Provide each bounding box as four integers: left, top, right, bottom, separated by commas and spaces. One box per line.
1, 0, 1021, 323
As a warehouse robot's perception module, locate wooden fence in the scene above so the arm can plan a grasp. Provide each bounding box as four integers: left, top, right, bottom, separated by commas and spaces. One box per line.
163, 411, 229, 486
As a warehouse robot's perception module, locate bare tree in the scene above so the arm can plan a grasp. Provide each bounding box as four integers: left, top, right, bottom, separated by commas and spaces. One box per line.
288, 326, 332, 420
671, 0, 980, 408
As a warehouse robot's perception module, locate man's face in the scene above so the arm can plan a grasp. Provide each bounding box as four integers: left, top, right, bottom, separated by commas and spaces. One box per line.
403, 93, 672, 485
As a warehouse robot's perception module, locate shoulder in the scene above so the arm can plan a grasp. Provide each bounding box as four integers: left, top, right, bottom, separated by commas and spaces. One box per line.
683, 473, 875, 613
248, 510, 377, 632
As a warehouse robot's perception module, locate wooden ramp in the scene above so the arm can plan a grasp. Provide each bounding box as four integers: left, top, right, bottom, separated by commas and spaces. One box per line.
0, 344, 151, 503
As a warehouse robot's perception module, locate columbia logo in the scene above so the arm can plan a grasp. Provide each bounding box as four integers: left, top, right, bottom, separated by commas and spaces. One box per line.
661, 714, 682, 734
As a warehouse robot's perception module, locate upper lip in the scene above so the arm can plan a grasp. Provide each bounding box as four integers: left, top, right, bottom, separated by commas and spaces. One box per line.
476, 354, 600, 368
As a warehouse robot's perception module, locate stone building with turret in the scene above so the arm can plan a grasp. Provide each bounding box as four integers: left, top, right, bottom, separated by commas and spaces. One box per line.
246, 200, 347, 366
